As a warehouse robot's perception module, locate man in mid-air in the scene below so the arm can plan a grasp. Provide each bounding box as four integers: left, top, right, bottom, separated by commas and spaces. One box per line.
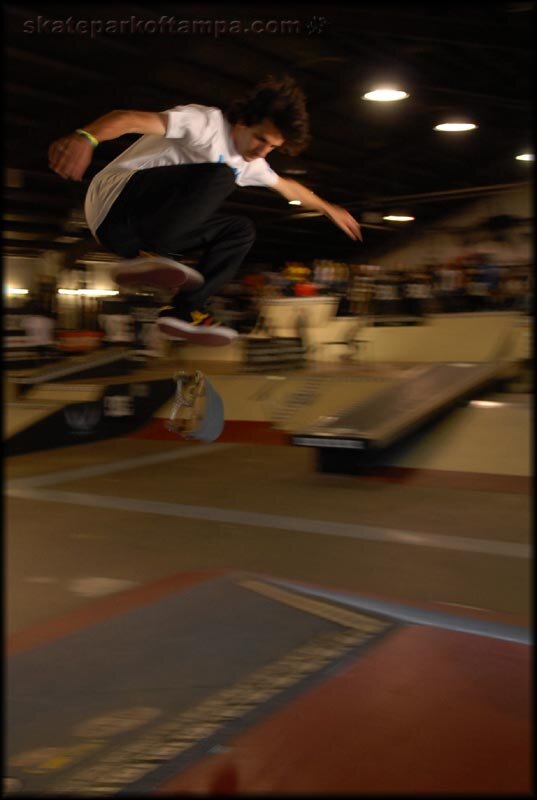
49, 75, 362, 346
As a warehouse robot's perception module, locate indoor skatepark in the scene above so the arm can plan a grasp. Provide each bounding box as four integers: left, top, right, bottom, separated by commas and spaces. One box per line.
5, 4, 532, 796
5, 308, 532, 795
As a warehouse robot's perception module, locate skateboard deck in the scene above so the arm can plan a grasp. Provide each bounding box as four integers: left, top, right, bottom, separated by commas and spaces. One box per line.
112, 256, 226, 442
165, 370, 224, 443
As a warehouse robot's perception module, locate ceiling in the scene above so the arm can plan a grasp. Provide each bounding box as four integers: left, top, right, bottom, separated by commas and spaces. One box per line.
4, 2, 534, 269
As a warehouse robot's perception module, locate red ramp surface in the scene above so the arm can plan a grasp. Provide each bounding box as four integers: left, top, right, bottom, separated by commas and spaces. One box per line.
156, 625, 531, 795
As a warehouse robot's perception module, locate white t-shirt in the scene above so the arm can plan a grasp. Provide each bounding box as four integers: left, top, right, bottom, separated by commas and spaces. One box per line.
84, 104, 280, 236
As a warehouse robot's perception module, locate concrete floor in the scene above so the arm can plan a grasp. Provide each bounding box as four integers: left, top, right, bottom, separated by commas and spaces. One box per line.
6, 434, 531, 630
4, 362, 532, 794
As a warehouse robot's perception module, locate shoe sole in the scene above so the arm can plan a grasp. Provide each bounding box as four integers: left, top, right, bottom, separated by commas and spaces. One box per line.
157, 318, 238, 347
114, 256, 204, 290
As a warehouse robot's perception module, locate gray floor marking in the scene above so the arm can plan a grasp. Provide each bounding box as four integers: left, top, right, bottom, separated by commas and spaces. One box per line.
6, 486, 530, 560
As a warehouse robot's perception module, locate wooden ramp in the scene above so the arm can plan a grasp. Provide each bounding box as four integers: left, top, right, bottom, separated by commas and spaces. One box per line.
292, 362, 506, 469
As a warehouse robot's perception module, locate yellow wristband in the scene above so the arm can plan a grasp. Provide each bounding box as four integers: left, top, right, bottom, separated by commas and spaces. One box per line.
75, 128, 99, 147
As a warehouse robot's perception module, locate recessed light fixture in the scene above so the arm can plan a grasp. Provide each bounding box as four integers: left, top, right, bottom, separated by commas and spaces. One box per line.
434, 122, 477, 132
470, 400, 504, 408
516, 153, 534, 161
363, 88, 409, 102
383, 215, 415, 222
288, 200, 302, 206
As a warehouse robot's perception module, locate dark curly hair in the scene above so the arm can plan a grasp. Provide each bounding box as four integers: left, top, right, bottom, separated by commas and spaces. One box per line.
226, 75, 310, 156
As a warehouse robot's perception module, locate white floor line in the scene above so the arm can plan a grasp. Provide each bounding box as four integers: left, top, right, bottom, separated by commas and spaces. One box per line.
6, 486, 531, 560
67, 577, 139, 597
265, 576, 532, 645
6, 444, 237, 490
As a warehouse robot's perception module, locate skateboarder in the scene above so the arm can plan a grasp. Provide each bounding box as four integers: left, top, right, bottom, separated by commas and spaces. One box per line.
49, 75, 362, 346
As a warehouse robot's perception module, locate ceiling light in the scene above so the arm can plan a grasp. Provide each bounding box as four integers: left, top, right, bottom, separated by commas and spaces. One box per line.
434, 122, 477, 132
5, 286, 29, 296
288, 200, 302, 205
363, 88, 409, 102
516, 153, 534, 161
290, 211, 323, 218
470, 400, 504, 408
383, 215, 415, 222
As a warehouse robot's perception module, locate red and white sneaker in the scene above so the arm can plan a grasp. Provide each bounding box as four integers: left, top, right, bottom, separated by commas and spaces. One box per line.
156, 307, 238, 347
113, 254, 204, 291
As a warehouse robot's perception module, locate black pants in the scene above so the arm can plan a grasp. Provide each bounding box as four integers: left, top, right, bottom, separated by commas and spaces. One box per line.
96, 163, 256, 309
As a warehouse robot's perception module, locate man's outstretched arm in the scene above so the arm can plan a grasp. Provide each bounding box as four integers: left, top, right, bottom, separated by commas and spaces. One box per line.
48, 110, 167, 181
272, 176, 362, 242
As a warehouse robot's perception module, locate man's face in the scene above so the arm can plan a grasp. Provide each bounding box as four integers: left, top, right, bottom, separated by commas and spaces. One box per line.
232, 118, 284, 161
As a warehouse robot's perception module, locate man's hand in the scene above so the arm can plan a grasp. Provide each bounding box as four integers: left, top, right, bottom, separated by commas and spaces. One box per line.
48, 134, 95, 181
324, 204, 363, 241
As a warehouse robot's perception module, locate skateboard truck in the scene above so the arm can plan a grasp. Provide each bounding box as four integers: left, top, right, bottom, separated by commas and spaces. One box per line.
165, 370, 224, 443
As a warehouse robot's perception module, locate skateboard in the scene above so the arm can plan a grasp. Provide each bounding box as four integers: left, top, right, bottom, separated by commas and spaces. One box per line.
113, 255, 225, 443
165, 370, 224, 442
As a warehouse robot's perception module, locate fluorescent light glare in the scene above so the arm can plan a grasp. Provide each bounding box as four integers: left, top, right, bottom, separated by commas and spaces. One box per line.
516, 153, 534, 161
5, 287, 29, 296
363, 88, 409, 102
434, 122, 477, 132
58, 289, 119, 297
288, 199, 302, 205
383, 215, 415, 222
80, 289, 119, 297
